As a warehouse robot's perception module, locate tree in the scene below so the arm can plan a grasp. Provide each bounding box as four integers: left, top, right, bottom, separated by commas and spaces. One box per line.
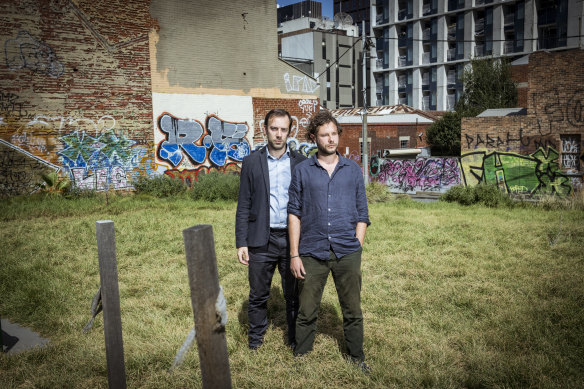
426, 57, 517, 156
425, 111, 462, 156
456, 57, 517, 117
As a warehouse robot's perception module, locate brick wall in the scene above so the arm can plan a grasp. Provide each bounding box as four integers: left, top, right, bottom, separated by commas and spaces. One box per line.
252, 97, 319, 153
337, 122, 432, 162
0, 0, 156, 195
461, 49, 584, 195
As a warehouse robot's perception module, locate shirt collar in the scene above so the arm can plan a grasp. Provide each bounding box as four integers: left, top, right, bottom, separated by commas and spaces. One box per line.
309, 152, 348, 166
267, 145, 290, 161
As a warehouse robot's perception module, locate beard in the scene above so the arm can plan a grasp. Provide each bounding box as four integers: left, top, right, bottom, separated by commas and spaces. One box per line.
316, 141, 337, 156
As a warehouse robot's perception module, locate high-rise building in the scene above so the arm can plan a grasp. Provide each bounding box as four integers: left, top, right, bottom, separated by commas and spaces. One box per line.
370, 0, 583, 111
278, 0, 322, 24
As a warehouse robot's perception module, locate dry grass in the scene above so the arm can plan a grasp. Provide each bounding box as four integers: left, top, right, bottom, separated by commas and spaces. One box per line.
1, 195, 583, 388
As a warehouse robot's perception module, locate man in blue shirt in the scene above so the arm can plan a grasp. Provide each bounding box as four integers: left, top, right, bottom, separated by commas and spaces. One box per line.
288, 110, 370, 370
236, 109, 307, 350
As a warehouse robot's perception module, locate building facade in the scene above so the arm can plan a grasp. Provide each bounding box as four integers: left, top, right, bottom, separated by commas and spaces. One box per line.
279, 17, 362, 109
371, 0, 584, 111
1, 0, 318, 196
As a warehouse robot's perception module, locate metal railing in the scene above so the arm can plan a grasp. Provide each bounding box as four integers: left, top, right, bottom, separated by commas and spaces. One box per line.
447, 48, 456, 61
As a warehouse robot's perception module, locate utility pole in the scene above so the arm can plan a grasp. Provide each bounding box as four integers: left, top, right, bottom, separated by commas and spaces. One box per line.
361, 20, 369, 186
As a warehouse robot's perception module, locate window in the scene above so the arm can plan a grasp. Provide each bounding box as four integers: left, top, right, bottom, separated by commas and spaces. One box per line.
399, 136, 410, 148
561, 135, 581, 170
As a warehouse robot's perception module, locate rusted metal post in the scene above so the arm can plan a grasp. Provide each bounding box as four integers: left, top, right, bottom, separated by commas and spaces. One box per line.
96, 220, 127, 389
183, 225, 231, 389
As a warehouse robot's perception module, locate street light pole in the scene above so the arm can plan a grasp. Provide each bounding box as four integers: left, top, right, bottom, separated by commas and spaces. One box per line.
361, 20, 369, 186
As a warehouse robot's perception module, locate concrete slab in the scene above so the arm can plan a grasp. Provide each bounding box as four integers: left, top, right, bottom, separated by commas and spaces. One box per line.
1, 318, 49, 355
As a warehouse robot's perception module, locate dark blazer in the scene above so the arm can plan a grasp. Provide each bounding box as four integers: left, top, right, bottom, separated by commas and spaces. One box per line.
235, 146, 307, 248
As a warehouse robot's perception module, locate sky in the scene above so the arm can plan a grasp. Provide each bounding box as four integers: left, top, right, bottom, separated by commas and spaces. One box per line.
277, 0, 334, 19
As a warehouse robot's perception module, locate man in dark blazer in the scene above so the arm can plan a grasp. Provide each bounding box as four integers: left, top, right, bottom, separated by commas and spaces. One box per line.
236, 108, 307, 350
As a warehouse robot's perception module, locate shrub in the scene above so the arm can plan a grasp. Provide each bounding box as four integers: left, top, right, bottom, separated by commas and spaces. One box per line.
132, 174, 187, 197
366, 181, 394, 203
441, 184, 512, 207
190, 172, 240, 201
62, 186, 98, 199
474, 184, 513, 207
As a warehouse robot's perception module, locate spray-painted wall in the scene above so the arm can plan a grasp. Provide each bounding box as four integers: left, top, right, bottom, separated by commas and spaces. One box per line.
0, 0, 318, 197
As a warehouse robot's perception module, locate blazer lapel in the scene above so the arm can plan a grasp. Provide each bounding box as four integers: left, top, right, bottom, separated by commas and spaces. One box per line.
259, 146, 269, 198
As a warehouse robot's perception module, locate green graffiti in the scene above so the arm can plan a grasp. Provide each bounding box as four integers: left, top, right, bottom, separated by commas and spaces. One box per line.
461, 147, 573, 197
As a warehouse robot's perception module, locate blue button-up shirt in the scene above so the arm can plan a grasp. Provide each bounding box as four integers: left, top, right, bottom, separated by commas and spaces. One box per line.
268, 147, 291, 228
288, 153, 370, 260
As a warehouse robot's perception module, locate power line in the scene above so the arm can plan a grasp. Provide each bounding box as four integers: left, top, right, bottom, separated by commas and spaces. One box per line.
375, 34, 584, 43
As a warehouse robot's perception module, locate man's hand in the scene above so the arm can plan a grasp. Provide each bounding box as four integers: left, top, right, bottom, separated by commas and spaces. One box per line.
290, 256, 306, 279
237, 247, 249, 266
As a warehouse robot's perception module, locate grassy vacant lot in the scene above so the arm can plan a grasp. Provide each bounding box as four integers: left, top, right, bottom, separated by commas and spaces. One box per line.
1, 194, 583, 388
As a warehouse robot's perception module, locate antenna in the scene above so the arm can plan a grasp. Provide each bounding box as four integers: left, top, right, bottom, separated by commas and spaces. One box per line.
333, 12, 353, 28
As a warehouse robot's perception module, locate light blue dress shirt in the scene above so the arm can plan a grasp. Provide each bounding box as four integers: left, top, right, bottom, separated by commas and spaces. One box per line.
267, 147, 291, 229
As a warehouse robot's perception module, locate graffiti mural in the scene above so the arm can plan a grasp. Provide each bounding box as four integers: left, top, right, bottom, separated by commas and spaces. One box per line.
1, 91, 29, 119
156, 113, 250, 169
461, 147, 573, 196
0, 139, 60, 197
4, 31, 65, 77
58, 130, 143, 190
284, 73, 319, 94
370, 156, 462, 193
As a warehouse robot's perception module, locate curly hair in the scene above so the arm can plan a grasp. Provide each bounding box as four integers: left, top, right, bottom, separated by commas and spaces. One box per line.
306, 110, 342, 142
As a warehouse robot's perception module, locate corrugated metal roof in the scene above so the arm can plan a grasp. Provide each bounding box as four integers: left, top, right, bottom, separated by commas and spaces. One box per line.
330, 104, 438, 124
477, 108, 527, 117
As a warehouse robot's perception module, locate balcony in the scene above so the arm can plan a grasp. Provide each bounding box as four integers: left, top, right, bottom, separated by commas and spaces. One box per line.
422, 96, 431, 110
504, 13, 514, 26
422, 72, 430, 86
398, 56, 407, 67
447, 95, 456, 110
376, 99, 385, 106
398, 75, 407, 89
398, 36, 408, 48
475, 0, 485, 5
422, 52, 430, 64
475, 44, 485, 57
423, 3, 432, 16
447, 48, 456, 61
447, 70, 456, 85
398, 9, 407, 21
399, 96, 408, 105
448, 24, 456, 40
423, 28, 431, 41
376, 59, 384, 69
504, 41, 514, 54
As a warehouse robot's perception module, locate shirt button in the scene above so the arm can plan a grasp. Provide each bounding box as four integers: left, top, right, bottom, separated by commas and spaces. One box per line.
328, 236, 331, 240
328, 208, 331, 211
328, 222, 331, 226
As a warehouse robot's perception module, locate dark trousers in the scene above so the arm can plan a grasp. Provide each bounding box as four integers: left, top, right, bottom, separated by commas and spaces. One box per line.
295, 248, 364, 361
248, 229, 298, 348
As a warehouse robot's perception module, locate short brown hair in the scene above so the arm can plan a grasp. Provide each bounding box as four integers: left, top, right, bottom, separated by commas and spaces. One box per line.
306, 110, 342, 142
264, 109, 292, 131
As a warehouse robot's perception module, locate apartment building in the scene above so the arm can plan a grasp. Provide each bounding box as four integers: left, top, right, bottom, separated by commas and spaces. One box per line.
371, 0, 583, 111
